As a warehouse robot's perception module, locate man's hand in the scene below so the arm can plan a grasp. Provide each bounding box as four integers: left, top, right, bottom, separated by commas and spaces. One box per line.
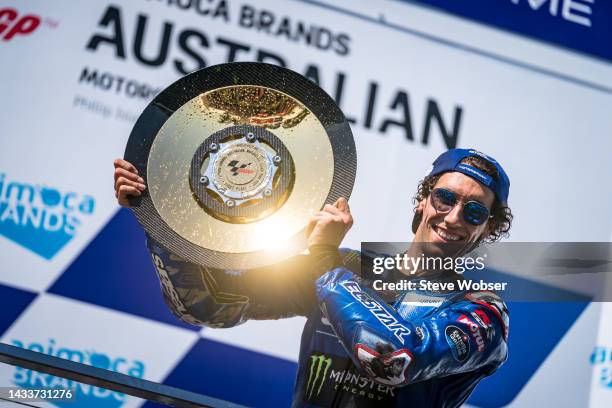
306, 197, 353, 248
114, 159, 145, 207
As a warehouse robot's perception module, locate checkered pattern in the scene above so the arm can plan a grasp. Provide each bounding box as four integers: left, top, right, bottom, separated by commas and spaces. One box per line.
0, 209, 297, 408
0, 208, 592, 408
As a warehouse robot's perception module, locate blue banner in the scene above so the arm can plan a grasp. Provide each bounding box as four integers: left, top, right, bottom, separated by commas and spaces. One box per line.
405, 0, 612, 63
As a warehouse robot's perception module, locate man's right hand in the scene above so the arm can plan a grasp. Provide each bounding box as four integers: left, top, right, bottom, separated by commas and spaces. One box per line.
114, 159, 145, 207
306, 197, 353, 249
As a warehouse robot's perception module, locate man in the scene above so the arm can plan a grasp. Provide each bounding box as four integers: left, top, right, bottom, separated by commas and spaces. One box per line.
113, 148, 512, 407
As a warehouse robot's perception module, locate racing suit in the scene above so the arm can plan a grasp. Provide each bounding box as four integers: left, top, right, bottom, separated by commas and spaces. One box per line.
147, 236, 509, 408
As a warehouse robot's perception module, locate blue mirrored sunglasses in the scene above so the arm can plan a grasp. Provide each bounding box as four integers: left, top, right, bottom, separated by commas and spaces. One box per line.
431, 188, 492, 226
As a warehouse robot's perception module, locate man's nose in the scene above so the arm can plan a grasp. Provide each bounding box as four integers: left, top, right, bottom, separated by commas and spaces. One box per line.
444, 203, 463, 225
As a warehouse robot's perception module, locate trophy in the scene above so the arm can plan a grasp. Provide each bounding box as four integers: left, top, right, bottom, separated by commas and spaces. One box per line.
124, 63, 356, 269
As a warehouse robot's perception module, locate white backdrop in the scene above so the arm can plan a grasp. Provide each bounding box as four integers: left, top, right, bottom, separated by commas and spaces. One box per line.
1, 1, 611, 407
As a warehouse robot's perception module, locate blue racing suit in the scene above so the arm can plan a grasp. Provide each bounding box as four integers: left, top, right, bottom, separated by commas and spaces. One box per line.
147, 236, 509, 408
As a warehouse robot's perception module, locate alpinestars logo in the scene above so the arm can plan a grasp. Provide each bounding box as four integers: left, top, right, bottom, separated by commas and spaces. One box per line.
0, 173, 95, 259
306, 354, 332, 399
341, 281, 410, 344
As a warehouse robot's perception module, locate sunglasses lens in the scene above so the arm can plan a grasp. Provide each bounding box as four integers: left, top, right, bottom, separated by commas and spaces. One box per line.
463, 202, 489, 225
432, 188, 456, 212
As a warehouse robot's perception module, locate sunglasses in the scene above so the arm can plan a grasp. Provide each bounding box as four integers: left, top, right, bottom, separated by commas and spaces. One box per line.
430, 188, 492, 226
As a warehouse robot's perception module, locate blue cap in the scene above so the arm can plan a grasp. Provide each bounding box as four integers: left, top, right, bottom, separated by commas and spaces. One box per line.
428, 149, 510, 206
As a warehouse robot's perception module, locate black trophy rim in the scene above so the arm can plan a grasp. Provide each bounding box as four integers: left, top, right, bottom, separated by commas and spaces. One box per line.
124, 62, 356, 270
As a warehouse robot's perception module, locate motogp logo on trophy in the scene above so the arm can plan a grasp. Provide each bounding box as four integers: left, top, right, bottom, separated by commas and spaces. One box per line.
227, 160, 253, 177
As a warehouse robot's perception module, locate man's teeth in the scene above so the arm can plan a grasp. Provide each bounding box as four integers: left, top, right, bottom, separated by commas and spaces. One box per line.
435, 227, 461, 241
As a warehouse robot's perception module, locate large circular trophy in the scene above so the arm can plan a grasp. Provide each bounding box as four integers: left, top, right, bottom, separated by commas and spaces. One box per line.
125, 62, 356, 269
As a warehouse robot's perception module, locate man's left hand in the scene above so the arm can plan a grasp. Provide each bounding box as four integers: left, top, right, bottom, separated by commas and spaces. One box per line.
306, 197, 353, 248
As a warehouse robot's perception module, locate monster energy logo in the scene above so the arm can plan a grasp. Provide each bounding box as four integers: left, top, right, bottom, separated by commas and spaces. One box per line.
306, 354, 332, 399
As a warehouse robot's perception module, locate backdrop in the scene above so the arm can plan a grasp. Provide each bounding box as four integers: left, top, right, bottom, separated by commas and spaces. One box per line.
1, 0, 611, 407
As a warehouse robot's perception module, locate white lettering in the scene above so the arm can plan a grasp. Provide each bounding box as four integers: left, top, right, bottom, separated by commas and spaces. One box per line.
562, 0, 594, 27
1, 204, 20, 224
373, 257, 384, 274
511, 0, 593, 27
457, 280, 508, 291
418, 280, 455, 291
43, 211, 63, 232
341, 281, 410, 344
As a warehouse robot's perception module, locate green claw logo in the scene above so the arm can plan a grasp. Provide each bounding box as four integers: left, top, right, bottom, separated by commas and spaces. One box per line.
306, 354, 331, 399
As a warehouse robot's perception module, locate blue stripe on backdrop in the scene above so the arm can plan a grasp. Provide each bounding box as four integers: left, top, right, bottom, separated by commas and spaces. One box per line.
0, 284, 37, 337
399, 0, 612, 63
48, 208, 200, 332
144, 337, 297, 408
469, 301, 589, 407
465, 269, 589, 407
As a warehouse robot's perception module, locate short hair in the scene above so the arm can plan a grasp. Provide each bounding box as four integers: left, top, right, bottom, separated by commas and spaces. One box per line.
411, 155, 513, 243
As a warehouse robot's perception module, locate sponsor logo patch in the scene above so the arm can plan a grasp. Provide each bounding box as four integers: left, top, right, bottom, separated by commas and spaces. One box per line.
445, 325, 470, 362
457, 314, 485, 352
340, 281, 410, 344
306, 354, 332, 400
304, 352, 397, 407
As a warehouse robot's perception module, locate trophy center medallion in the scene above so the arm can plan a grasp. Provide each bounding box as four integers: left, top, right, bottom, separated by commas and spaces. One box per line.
188, 124, 296, 225
214, 143, 269, 195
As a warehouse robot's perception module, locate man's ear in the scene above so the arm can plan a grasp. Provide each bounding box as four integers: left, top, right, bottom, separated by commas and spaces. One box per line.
411, 199, 426, 234
416, 199, 426, 213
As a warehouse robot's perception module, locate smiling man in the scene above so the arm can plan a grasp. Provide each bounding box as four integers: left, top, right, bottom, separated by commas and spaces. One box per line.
114, 148, 513, 407
308, 149, 512, 407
